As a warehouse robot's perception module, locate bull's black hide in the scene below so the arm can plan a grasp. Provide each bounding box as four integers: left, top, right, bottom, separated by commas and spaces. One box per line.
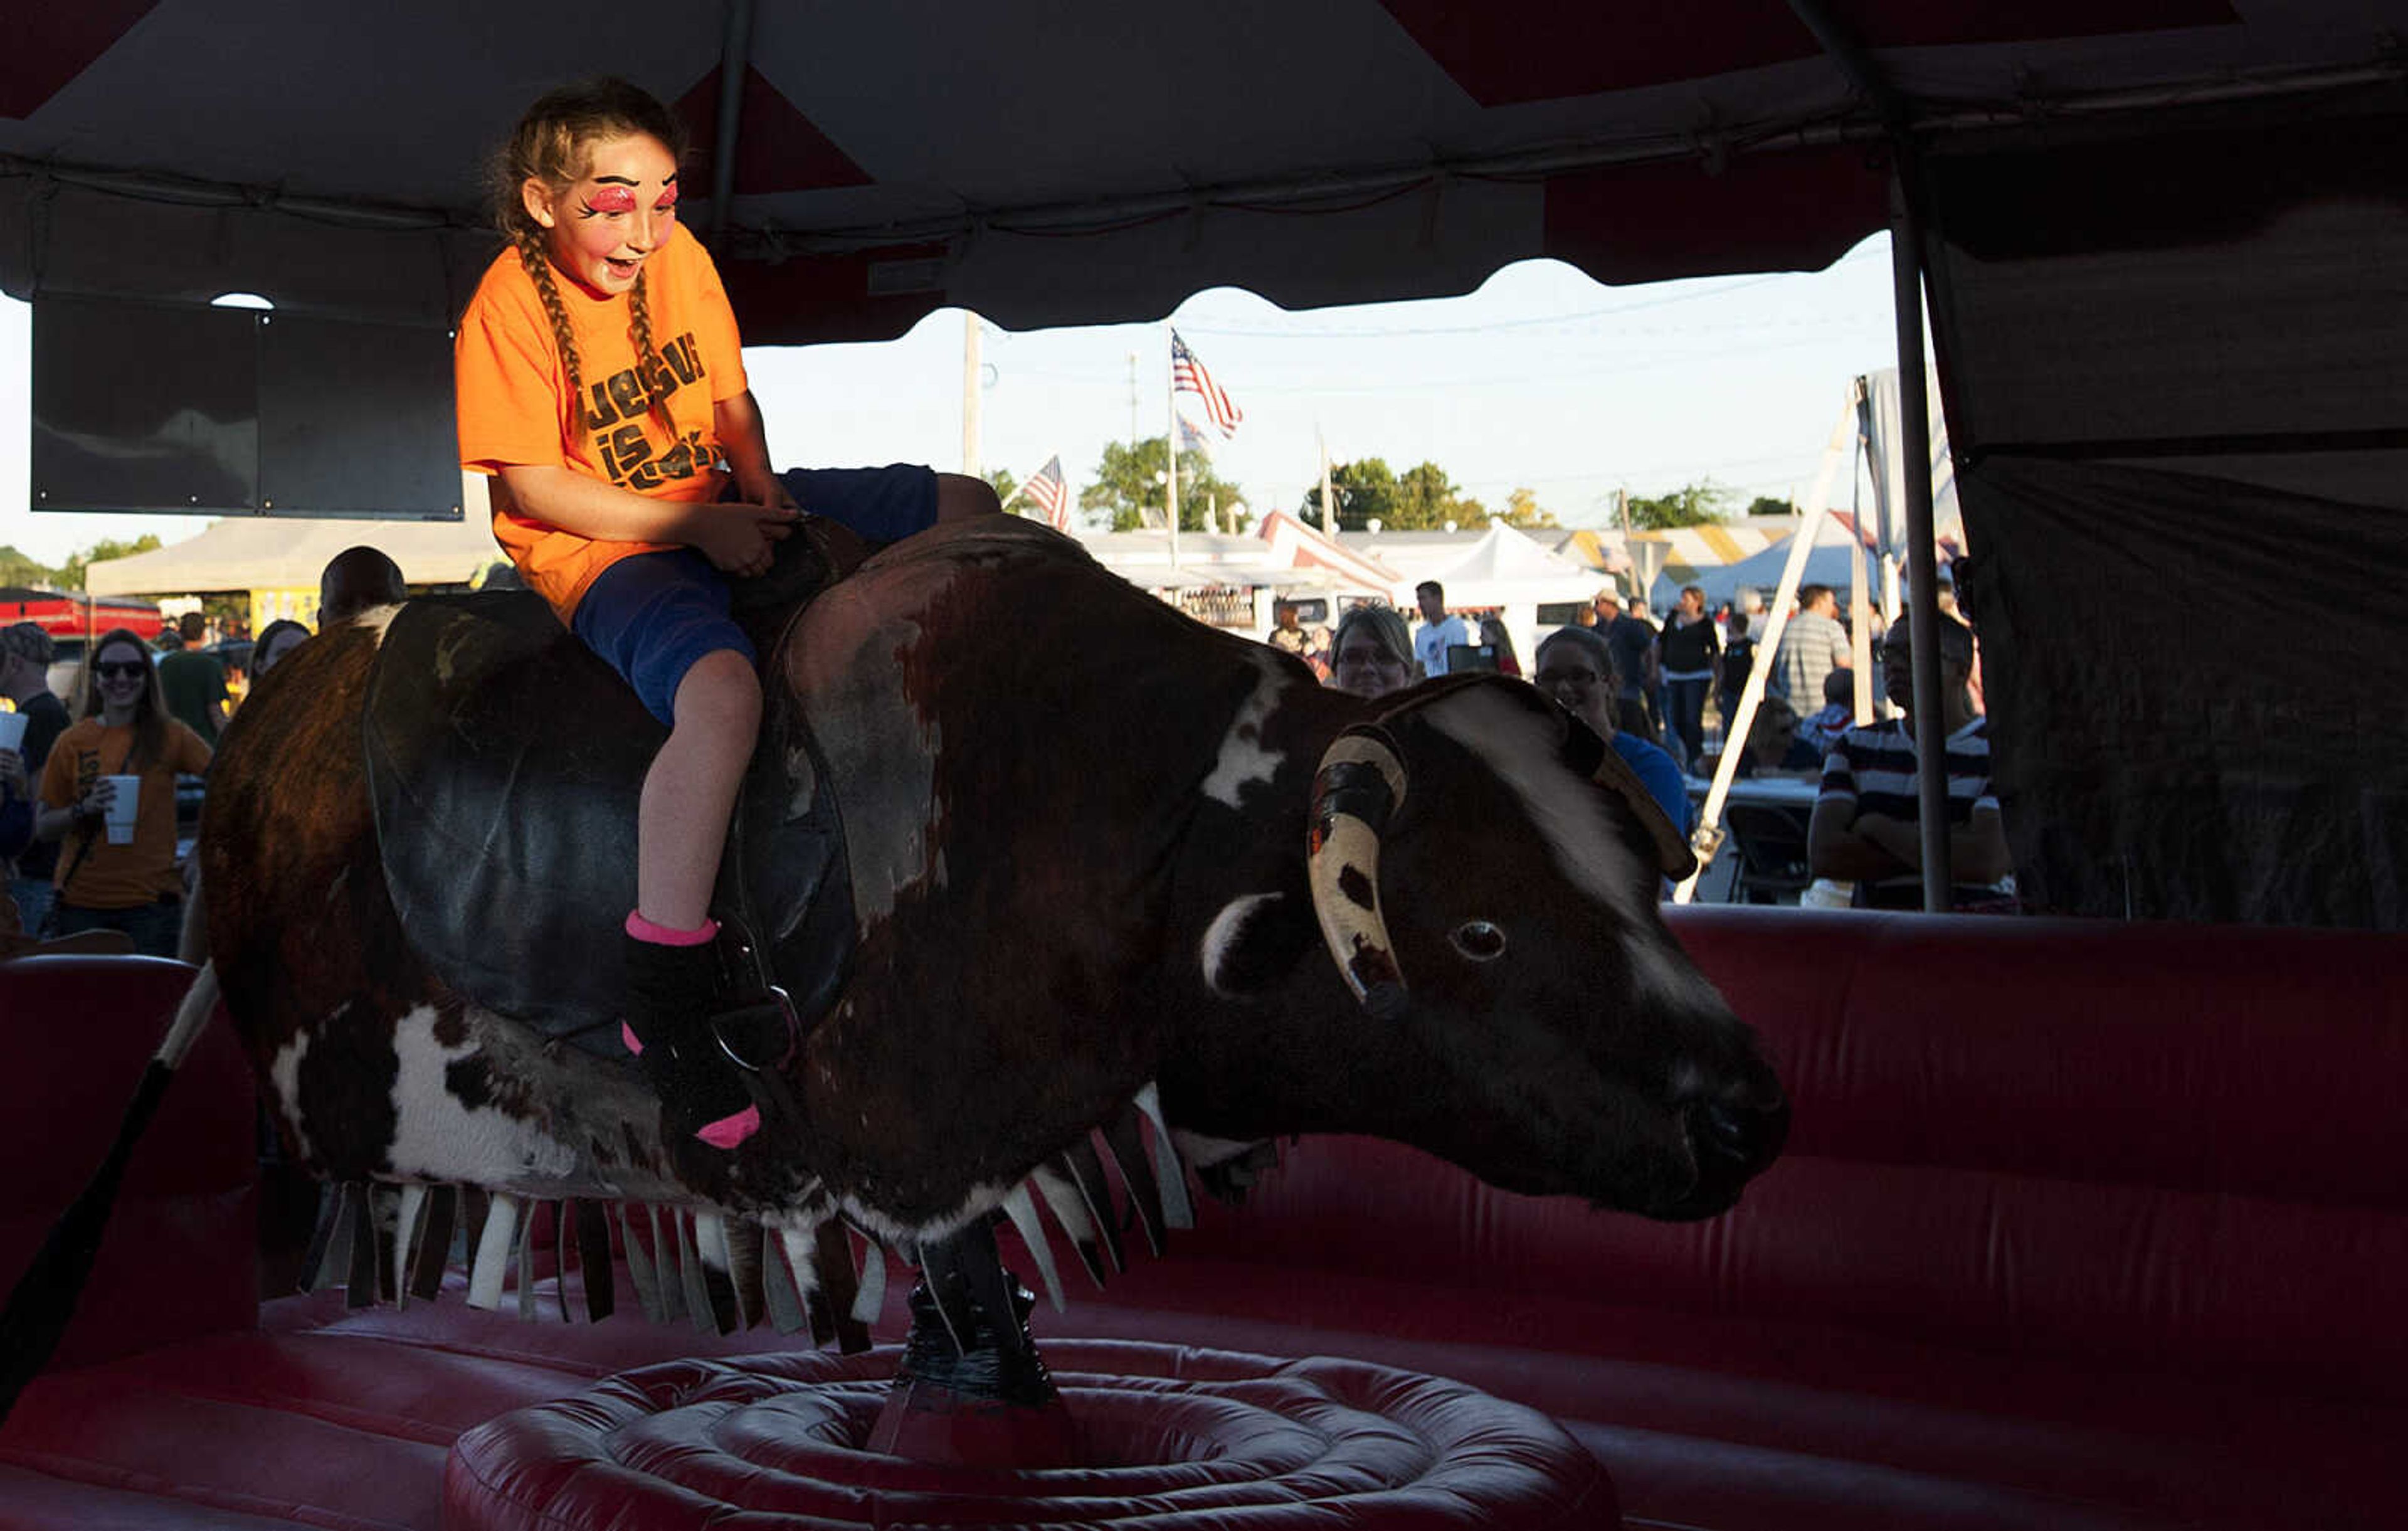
361, 529, 855, 1047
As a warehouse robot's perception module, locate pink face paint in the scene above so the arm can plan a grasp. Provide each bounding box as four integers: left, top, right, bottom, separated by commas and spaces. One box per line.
584, 185, 637, 216
655, 184, 679, 210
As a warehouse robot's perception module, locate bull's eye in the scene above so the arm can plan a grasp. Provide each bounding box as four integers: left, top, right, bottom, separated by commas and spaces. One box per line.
1450, 920, 1506, 962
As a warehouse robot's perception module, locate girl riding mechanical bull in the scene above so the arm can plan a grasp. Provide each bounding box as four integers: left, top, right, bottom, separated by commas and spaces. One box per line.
455, 78, 997, 1150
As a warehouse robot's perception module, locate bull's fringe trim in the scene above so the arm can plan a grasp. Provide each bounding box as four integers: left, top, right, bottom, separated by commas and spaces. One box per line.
291, 1085, 1240, 1343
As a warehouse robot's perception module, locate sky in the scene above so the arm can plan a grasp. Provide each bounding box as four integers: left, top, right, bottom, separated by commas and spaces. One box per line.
0, 230, 1902, 568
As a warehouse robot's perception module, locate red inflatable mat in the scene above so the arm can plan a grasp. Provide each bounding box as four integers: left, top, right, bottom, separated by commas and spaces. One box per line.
445, 1337, 1613, 1528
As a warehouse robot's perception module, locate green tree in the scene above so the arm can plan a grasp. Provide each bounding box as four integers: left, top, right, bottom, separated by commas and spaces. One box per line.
0, 545, 58, 588
1301, 457, 1398, 531
1746, 494, 1792, 517
1394, 460, 1488, 530
56, 536, 164, 591
1624, 480, 1731, 530
985, 467, 1019, 509
1496, 487, 1561, 531
1079, 437, 1246, 532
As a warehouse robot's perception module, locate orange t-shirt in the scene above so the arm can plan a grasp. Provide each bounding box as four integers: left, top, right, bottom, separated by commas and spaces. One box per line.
455, 222, 751, 617
40, 716, 213, 909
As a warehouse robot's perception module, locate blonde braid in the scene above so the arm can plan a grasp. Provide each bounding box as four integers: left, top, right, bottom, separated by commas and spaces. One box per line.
625, 269, 679, 445
514, 225, 584, 430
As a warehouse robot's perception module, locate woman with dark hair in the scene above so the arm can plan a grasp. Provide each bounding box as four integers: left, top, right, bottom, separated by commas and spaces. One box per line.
33, 627, 211, 955
1656, 583, 1719, 771
1476, 614, 1522, 677
251, 618, 313, 679
1534, 625, 1691, 845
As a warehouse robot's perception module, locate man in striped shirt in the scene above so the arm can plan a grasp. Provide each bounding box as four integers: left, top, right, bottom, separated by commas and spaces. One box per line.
1807, 615, 2013, 910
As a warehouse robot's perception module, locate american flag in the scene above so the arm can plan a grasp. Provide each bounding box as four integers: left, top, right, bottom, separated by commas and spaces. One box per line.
1021, 454, 1070, 531
1176, 413, 1212, 457
1171, 330, 1242, 437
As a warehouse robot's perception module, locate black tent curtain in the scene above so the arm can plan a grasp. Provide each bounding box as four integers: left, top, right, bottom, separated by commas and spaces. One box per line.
1924, 96, 2408, 927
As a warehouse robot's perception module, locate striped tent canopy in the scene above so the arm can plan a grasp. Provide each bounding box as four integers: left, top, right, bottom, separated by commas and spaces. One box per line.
1627, 524, 1788, 603
1548, 531, 1634, 578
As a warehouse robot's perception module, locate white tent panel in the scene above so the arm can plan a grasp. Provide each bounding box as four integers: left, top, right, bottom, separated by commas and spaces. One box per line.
82, 477, 502, 598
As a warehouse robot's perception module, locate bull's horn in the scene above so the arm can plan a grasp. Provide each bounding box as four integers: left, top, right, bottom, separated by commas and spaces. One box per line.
1307, 728, 1410, 1020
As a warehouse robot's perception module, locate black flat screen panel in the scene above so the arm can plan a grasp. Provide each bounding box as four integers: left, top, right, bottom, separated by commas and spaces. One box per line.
31, 294, 458, 519
32, 295, 257, 513
258, 312, 458, 516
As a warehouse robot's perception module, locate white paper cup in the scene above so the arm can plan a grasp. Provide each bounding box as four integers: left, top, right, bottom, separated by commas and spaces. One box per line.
0, 711, 25, 752
100, 774, 141, 845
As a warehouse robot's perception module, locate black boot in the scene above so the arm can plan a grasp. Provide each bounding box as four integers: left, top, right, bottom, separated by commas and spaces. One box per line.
621, 934, 761, 1150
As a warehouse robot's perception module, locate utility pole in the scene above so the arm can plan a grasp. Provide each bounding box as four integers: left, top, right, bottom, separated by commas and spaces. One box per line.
961, 311, 982, 477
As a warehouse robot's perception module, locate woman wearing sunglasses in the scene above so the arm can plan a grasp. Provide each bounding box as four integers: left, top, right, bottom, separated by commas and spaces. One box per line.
33, 627, 212, 955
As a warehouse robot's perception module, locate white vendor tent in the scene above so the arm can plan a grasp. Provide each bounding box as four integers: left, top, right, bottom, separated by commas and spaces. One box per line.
1371, 524, 1602, 668
81, 516, 504, 601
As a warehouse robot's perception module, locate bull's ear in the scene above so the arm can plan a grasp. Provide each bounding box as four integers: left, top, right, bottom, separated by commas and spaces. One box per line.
1200, 892, 1316, 998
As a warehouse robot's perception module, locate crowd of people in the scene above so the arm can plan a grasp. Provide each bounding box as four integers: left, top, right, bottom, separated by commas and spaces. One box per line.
0, 546, 411, 957
1273, 570, 2007, 911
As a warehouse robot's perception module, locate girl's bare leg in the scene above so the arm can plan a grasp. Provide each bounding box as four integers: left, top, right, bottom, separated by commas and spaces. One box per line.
636, 649, 761, 930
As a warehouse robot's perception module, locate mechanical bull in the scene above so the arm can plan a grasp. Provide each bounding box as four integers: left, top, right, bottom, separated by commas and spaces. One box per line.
36, 518, 1788, 1357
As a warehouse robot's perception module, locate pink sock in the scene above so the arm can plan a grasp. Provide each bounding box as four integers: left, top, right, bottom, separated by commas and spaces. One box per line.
625, 911, 718, 946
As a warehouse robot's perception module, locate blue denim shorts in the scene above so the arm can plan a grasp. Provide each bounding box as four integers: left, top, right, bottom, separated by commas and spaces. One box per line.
573, 548, 751, 727
781, 463, 939, 544
573, 465, 943, 724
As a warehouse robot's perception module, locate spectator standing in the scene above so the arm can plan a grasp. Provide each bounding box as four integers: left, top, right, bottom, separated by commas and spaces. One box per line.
1718, 611, 1756, 724
1656, 584, 1720, 771
1476, 614, 1521, 677
1266, 598, 1330, 679
1534, 625, 1692, 851
319, 545, 409, 627
1770, 583, 1851, 706
1807, 615, 2012, 911
1410, 581, 1470, 679
34, 627, 213, 955
1593, 586, 1661, 744
1329, 606, 1415, 699
156, 612, 228, 746
0, 623, 71, 936
251, 619, 314, 681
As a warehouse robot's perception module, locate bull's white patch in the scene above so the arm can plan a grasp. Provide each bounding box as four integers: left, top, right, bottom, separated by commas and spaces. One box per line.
268, 1030, 317, 1163
353, 604, 403, 645
1200, 653, 1289, 808
384, 1005, 579, 1184
1424, 689, 1721, 1011
1200, 891, 1285, 996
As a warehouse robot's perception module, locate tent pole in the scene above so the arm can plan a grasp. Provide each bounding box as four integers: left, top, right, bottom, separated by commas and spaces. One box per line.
1672, 388, 1858, 905
1787, 0, 1953, 913
1847, 426, 1873, 725
705, 0, 757, 255
1889, 171, 1951, 914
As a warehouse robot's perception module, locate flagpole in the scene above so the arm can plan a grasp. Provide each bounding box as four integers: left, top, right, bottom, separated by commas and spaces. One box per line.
1165, 326, 1182, 568
1319, 428, 1334, 536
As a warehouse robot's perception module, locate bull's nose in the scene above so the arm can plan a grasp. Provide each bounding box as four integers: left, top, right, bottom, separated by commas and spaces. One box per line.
1698, 1096, 1787, 1168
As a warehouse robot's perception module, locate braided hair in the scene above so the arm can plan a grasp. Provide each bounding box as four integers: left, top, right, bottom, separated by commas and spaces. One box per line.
489, 78, 690, 443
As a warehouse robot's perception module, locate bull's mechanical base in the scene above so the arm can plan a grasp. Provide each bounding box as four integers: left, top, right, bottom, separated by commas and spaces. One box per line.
445, 1337, 1614, 1528
869, 1220, 1078, 1466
